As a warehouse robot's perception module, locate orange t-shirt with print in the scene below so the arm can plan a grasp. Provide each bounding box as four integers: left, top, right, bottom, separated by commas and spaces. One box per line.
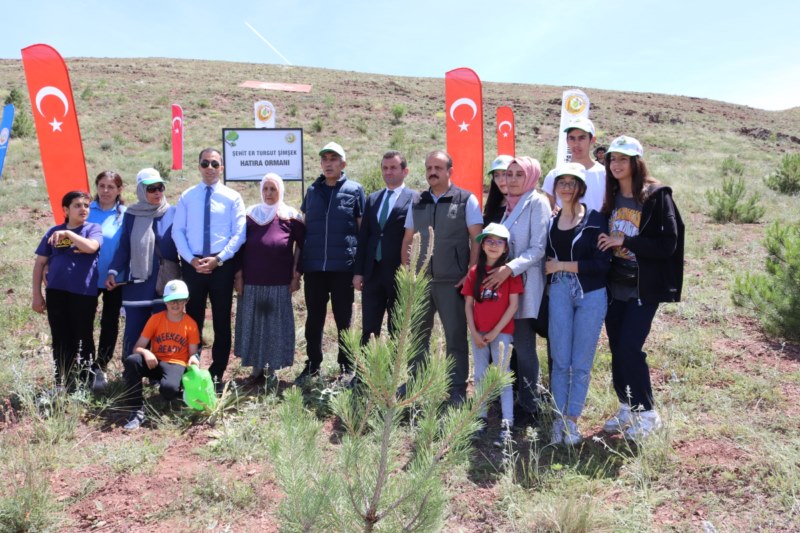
140, 311, 200, 366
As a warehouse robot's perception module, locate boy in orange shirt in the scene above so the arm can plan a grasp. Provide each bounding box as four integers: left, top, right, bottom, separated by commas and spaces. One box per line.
122, 279, 200, 430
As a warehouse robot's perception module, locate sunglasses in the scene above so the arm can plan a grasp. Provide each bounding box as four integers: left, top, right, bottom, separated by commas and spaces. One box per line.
200, 160, 221, 169
482, 238, 507, 247
146, 184, 165, 193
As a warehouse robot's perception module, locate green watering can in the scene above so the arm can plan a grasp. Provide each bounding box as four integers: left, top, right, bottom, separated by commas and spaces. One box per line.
182, 365, 218, 411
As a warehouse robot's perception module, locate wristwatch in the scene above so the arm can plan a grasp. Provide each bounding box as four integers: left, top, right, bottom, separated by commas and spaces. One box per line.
215, 256, 224, 267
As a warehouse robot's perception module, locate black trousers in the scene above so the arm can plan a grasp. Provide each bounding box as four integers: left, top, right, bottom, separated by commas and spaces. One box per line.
605, 298, 659, 411
303, 271, 354, 372
360, 261, 400, 345
182, 261, 235, 384
46, 288, 97, 385
96, 287, 123, 369
122, 353, 186, 409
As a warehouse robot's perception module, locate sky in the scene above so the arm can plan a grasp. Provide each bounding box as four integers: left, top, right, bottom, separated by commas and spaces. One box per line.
3, 0, 799, 111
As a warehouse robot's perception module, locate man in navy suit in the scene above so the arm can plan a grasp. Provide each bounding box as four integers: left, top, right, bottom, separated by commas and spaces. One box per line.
353, 151, 417, 345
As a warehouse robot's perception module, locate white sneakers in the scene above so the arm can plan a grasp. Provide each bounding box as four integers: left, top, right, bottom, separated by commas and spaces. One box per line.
550, 418, 582, 446
624, 410, 662, 441
602, 404, 632, 432
603, 404, 662, 441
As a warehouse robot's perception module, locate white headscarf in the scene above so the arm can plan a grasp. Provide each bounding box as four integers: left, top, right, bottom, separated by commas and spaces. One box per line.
247, 173, 300, 225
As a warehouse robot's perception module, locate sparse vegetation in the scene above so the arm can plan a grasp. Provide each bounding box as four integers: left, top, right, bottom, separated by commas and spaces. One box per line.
391, 104, 406, 125
733, 221, 800, 340
764, 153, 800, 195
706, 176, 765, 223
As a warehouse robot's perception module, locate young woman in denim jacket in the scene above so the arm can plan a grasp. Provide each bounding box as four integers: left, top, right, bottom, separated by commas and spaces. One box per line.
544, 163, 611, 444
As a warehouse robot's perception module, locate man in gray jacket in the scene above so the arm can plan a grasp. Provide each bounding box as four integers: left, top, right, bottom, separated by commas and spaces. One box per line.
401, 150, 483, 404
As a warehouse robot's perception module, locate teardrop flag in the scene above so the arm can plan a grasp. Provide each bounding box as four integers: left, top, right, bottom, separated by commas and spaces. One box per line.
0, 104, 14, 180
496, 106, 515, 157
171, 104, 183, 170
445, 68, 484, 208
21, 44, 89, 224
556, 89, 591, 166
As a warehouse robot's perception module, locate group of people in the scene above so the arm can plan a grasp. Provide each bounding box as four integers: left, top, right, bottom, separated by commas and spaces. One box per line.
32, 118, 684, 441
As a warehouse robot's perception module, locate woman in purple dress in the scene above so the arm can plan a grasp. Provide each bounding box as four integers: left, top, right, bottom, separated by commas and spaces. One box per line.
234, 173, 304, 385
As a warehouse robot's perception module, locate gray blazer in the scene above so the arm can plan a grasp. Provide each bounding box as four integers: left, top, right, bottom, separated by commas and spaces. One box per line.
502, 189, 550, 319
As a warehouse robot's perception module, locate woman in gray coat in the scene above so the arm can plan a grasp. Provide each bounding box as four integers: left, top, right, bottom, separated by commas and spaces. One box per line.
483, 156, 550, 423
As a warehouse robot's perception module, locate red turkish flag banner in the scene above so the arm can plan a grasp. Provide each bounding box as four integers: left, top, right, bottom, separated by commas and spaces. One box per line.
21, 44, 89, 224
445, 68, 484, 209
171, 104, 184, 170
496, 106, 515, 157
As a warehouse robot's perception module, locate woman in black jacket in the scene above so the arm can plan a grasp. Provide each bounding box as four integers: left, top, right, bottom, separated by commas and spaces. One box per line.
597, 135, 684, 441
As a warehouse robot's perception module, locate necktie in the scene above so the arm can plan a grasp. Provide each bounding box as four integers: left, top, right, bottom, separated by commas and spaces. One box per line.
376, 190, 393, 261
203, 185, 212, 256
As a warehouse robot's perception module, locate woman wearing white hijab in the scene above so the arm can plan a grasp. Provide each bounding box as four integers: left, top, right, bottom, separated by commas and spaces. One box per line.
234, 173, 305, 385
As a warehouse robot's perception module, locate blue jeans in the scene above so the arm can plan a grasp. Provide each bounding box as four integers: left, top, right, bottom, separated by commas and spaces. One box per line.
548, 274, 607, 418
471, 332, 514, 423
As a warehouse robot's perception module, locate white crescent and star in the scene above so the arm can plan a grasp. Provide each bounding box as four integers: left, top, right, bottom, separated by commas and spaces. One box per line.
35, 86, 69, 132
172, 116, 183, 134
449, 97, 477, 132
498, 120, 513, 138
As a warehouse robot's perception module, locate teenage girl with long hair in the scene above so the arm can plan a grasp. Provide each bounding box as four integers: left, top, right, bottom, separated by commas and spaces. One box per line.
597, 135, 684, 441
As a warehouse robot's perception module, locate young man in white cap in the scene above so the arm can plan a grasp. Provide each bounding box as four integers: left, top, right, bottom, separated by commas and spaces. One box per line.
122, 279, 200, 430
297, 141, 366, 382
541, 117, 606, 213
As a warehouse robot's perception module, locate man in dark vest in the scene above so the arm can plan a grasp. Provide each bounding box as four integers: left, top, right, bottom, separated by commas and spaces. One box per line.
297, 141, 366, 382
401, 150, 483, 404
353, 150, 418, 345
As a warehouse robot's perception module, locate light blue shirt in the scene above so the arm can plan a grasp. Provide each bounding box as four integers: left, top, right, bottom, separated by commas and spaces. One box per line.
172, 180, 246, 263
88, 200, 126, 288
404, 189, 482, 229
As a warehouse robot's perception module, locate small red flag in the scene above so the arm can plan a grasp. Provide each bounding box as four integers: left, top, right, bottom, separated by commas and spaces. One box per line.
496, 106, 515, 157
21, 44, 89, 223
445, 68, 484, 209
171, 104, 183, 170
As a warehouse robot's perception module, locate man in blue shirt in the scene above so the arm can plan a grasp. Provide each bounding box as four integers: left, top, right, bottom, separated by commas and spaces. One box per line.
172, 148, 246, 389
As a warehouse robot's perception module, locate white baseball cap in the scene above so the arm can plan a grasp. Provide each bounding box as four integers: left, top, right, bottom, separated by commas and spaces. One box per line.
476, 222, 511, 243
563, 117, 596, 136
319, 141, 346, 162
163, 279, 189, 302
554, 162, 587, 184
488, 155, 514, 175
607, 135, 644, 157
136, 168, 164, 186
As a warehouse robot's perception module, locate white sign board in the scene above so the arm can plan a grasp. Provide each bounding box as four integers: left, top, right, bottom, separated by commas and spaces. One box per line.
222, 128, 303, 182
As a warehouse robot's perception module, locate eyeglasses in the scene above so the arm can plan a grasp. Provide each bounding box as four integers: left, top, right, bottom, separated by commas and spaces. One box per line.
482, 238, 506, 247
556, 180, 578, 190
200, 160, 221, 169
146, 184, 165, 193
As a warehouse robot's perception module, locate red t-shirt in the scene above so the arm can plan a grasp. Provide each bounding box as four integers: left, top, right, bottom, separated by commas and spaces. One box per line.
461, 265, 524, 334
140, 311, 201, 366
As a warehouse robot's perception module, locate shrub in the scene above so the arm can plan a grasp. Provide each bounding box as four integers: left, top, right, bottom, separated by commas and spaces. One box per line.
720, 155, 744, 177
705, 176, 764, 223
764, 153, 800, 195
11, 109, 35, 139
732, 221, 800, 341
288, 104, 298, 117
153, 160, 171, 179
312, 118, 323, 133
359, 165, 384, 196
539, 146, 556, 178
4, 87, 25, 107
391, 104, 406, 125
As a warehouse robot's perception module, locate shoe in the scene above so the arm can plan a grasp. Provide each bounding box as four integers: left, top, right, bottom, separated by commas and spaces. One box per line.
294, 364, 319, 385
550, 419, 564, 445
493, 419, 513, 448
91, 367, 108, 393
603, 404, 632, 432
472, 417, 488, 441
563, 419, 582, 445
513, 408, 537, 429
123, 409, 145, 430
624, 410, 662, 441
